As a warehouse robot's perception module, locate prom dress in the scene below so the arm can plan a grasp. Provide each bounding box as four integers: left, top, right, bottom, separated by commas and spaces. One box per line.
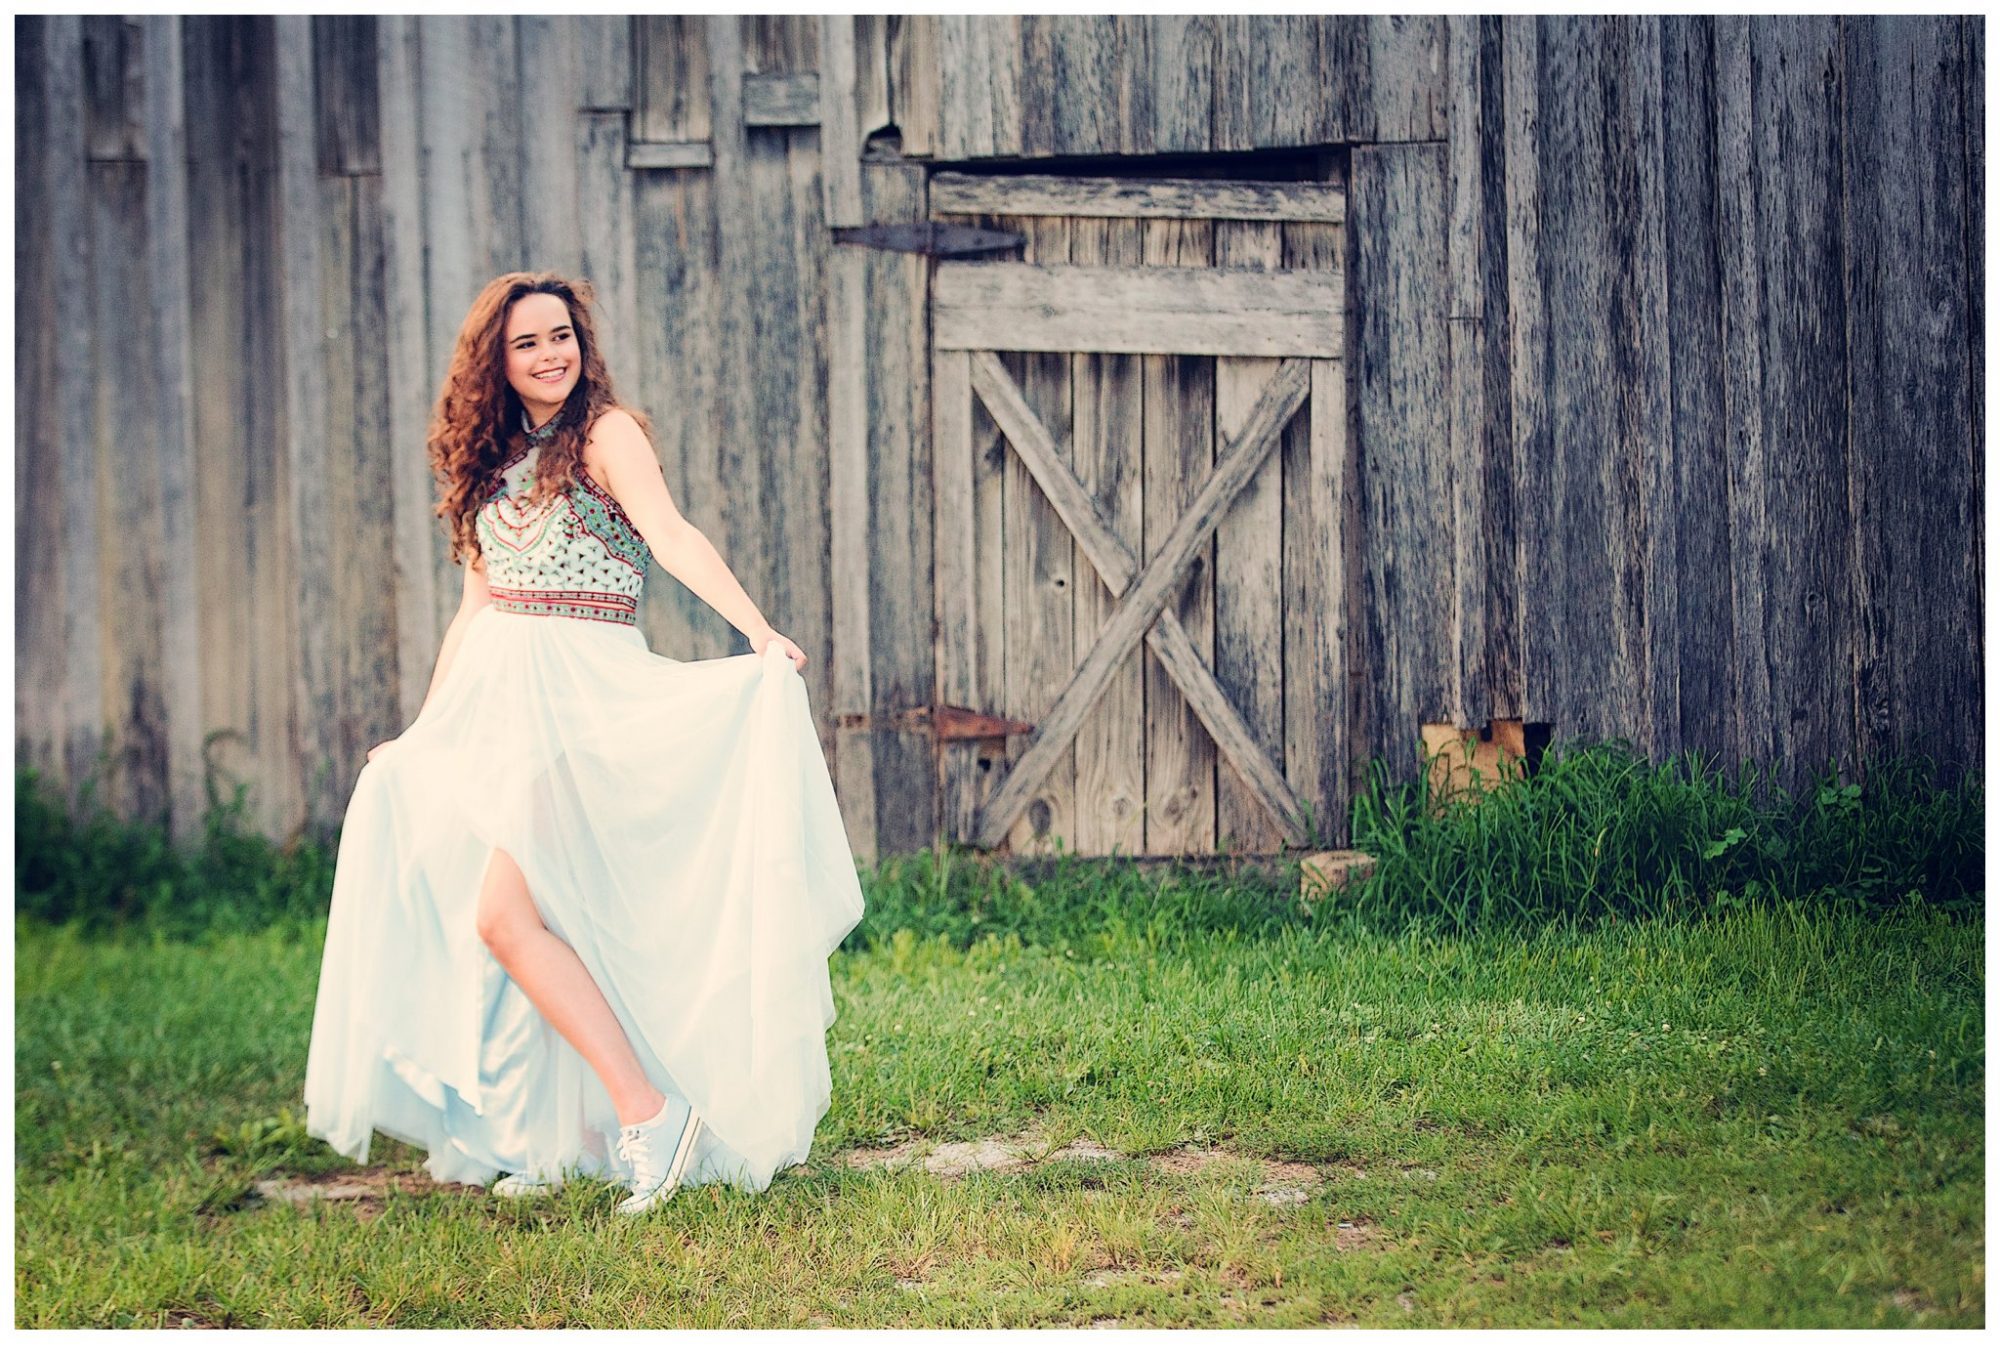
302, 433, 865, 1194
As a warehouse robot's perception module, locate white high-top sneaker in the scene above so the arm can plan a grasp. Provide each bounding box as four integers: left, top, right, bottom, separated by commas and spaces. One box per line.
614, 1096, 703, 1216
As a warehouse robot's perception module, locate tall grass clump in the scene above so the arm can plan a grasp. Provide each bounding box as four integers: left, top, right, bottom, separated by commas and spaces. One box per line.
15, 764, 336, 940
1342, 737, 1982, 933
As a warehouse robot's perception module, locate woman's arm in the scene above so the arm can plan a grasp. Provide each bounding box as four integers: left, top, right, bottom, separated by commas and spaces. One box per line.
370, 558, 489, 762
586, 409, 788, 656
420, 556, 491, 713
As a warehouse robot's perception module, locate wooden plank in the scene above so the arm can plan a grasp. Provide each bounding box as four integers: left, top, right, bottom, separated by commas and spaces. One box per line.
81, 15, 145, 162
818, 15, 864, 227
1002, 216, 1076, 853
1606, 17, 1676, 761
276, 14, 338, 833
1744, 16, 1853, 786
92, 155, 170, 821
321, 174, 402, 796
1842, 15, 1978, 780
1446, 15, 1483, 320
1211, 14, 1253, 152
625, 140, 714, 170
975, 358, 1311, 847
1018, 15, 1060, 156
204, 18, 299, 836
1714, 15, 1774, 772
1252, 16, 1319, 149
1113, 14, 1156, 156
935, 16, 985, 160
790, 125, 838, 766
858, 162, 936, 857
377, 15, 445, 722
1148, 14, 1215, 153
969, 350, 1302, 845
1318, 17, 1368, 143
744, 71, 819, 125
852, 14, 892, 138
630, 137, 729, 659
1728, 15, 1848, 788
141, 15, 206, 842
930, 172, 1346, 223
47, 16, 105, 805
931, 348, 980, 843
15, 19, 63, 781
1064, 216, 1145, 854
1501, 18, 1550, 734
1141, 216, 1216, 853
1367, 15, 1448, 142
416, 18, 478, 396
703, 16, 759, 655
634, 16, 710, 142
1311, 355, 1357, 842
312, 15, 379, 174
1528, 17, 1617, 746
748, 14, 818, 74
830, 223, 878, 858
1969, 16, 1986, 780
984, 14, 1025, 159
470, 15, 526, 275
1349, 140, 1451, 786
576, 111, 638, 393
1658, 16, 1732, 759
890, 15, 940, 157
1283, 219, 1347, 847
934, 262, 1344, 357
518, 15, 584, 275
573, 16, 632, 110
1213, 221, 1290, 852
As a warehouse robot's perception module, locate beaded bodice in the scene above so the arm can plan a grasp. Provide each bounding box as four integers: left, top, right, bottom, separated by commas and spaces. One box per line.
476, 442, 652, 626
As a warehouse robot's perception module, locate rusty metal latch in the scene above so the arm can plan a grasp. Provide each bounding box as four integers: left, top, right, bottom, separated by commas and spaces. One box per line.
836, 705, 1036, 740
832, 222, 1024, 256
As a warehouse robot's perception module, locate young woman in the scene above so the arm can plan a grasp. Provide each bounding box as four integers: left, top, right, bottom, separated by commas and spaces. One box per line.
303, 272, 864, 1215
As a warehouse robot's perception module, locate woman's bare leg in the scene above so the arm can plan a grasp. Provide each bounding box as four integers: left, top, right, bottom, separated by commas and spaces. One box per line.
474, 845, 667, 1126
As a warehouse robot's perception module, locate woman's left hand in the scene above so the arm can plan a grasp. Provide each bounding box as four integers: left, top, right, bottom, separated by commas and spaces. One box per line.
758, 631, 808, 672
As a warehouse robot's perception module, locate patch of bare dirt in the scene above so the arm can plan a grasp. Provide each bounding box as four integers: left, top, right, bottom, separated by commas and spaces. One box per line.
840, 1133, 1128, 1177
246, 1166, 475, 1218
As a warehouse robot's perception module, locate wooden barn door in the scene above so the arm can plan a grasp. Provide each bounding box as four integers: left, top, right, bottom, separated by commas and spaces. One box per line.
927, 174, 1349, 856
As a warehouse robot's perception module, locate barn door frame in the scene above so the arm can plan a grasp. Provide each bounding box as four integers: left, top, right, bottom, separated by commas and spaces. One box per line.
926, 178, 1347, 852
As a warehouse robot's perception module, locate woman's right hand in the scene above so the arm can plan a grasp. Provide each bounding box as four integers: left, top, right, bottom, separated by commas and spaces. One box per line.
366, 738, 398, 764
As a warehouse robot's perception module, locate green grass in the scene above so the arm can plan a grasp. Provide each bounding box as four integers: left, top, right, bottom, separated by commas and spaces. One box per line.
15, 743, 1983, 1326
16, 889, 1983, 1328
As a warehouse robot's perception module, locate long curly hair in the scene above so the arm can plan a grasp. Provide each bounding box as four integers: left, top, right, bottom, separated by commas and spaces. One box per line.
428, 271, 653, 564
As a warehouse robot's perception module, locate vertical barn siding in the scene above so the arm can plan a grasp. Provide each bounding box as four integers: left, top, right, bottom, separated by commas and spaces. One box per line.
15, 14, 1982, 853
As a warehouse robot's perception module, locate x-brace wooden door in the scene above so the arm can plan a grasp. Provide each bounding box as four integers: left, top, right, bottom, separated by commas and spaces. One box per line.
929, 182, 1349, 855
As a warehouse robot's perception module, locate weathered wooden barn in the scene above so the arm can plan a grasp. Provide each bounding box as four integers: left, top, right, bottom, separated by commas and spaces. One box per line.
14, 15, 1984, 864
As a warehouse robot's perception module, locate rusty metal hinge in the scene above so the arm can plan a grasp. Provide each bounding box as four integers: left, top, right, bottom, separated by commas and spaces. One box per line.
836, 704, 1036, 740
832, 222, 1024, 256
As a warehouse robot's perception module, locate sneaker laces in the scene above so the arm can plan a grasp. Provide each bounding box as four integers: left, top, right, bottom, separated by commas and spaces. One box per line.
617, 1120, 669, 1192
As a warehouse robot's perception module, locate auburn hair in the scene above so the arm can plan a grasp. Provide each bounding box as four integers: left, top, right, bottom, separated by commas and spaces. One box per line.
427, 271, 654, 565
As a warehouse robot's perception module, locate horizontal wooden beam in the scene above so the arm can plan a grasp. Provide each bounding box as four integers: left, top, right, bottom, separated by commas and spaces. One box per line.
743, 71, 819, 125
932, 172, 1347, 224
935, 262, 1343, 357
625, 139, 713, 170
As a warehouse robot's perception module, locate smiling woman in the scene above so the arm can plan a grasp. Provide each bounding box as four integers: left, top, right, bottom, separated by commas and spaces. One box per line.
303, 271, 865, 1216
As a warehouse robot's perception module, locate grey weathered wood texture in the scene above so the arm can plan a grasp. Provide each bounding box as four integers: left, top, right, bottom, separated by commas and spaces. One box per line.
14, 15, 1982, 862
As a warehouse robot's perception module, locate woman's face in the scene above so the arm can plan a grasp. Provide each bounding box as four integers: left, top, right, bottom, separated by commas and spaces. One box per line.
503, 291, 583, 420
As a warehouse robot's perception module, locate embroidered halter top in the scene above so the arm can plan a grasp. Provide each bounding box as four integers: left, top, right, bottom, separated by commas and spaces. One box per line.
475, 426, 653, 626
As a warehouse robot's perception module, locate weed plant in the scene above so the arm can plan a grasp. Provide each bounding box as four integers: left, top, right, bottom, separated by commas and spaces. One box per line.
1342, 740, 1980, 935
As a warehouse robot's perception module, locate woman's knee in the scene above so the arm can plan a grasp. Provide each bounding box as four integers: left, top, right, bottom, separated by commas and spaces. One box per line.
475, 848, 541, 956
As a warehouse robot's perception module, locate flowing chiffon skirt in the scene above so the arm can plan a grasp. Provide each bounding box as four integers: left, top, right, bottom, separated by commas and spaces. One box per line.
302, 606, 866, 1193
